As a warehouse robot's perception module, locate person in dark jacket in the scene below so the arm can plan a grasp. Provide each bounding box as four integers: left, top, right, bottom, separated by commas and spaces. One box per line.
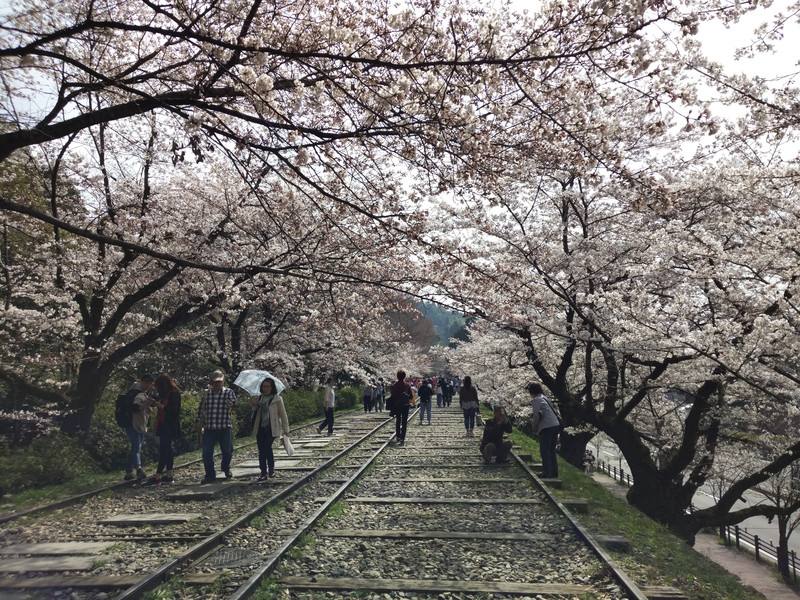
458, 376, 479, 436
480, 406, 512, 463
390, 370, 412, 446
418, 379, 433, 425
153, 373, 181, 483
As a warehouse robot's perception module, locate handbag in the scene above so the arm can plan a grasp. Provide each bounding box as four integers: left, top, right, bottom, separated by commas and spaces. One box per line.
476, 413, 484, 426
283, 436, 295, 456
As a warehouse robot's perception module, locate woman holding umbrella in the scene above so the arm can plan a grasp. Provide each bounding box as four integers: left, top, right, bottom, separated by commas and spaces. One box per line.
251, 377, 290, 480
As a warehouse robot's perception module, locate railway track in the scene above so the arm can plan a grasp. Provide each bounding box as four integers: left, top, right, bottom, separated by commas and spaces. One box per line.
0, 406, 654, 599
0, 408, 399, 598
171, 407, 648, 599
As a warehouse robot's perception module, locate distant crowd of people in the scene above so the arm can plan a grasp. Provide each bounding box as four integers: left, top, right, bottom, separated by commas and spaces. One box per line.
116, 368, 564, 483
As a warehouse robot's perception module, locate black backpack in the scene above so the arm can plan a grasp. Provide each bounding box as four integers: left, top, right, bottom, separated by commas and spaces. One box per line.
115, 389, 137, 429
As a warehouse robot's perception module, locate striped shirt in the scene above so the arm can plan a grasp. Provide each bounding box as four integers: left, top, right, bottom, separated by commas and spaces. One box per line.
199, 387, 236, 430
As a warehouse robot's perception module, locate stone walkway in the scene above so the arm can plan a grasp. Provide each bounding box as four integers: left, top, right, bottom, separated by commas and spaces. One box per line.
590, 471, 800, 600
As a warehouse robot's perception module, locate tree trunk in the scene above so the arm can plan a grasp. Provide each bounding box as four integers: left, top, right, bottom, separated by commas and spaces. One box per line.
60, 357, 109, 434
559, 429, 593, 469
625, 471, 698, 543
777, 516, 791, 582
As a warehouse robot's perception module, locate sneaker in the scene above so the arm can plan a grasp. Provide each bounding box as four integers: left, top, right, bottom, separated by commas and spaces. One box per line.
149, 474, 162, 484
200, 476, 216, 484
268, 470, 276, 478
399, 440, 405, 447
124, 471, 135, 481
224, 469, 233, 480
162, 473, 174, 483
136, 468, 147, 480
257, 473, 269, 482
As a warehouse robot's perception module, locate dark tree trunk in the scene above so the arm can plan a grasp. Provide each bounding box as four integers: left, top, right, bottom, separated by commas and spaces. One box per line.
559, 429, 593, 469
777, 516, 791, 582
60, 357, 110, 434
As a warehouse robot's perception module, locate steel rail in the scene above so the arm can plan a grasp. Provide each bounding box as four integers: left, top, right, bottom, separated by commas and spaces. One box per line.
0, 412, 349, 525
113, 412, 399, 599
228, 407, 419, 600
511, 450, 649, 600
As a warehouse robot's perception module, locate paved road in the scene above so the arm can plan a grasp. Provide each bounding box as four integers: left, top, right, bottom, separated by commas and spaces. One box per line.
590, 435, 800, 555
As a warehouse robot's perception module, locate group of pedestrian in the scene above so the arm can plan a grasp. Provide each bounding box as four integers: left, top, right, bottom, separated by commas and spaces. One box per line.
362, 378, 386, 413
119, 369, 293, 484
117, 373, 182, 483
119, 364, 563, 484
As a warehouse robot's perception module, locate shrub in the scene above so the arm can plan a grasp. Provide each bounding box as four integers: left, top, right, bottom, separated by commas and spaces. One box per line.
0, 432, 98, 496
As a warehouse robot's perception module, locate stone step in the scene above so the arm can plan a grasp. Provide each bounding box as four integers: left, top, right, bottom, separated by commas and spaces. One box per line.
279, 576, 594, 595
540, 478, 563, 489
0, 542, 113, 556
0, 575, 141, 589
311, 529, 554, 541
166, 481, 247, 501
336, 497, 543, 505
642, 585, 689, 599
0, 557, 95, 573
99, 512, 201, 526
561, 498, 589, 513
596, 535, 631, 553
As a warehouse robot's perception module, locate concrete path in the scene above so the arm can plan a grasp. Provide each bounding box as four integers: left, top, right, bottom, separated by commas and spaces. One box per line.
590, 471, 800, 599
694, 534, 800, 600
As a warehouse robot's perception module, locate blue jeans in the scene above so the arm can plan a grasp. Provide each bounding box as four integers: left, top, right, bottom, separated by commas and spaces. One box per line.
125, 426, 144, 472
202, 428, 233, 480
463, 408, 476, 430
539, 426, 560, 478
419, 401, 431, 424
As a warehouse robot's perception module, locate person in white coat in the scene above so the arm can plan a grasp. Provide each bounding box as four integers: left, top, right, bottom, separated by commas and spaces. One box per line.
251, 377, 290, 480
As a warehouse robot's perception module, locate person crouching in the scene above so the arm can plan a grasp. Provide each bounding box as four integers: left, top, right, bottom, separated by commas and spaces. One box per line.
480, 406, 513, 464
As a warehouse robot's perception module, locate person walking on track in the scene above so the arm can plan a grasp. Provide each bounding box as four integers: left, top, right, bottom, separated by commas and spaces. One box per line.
152, 373, 181, 483
117, 373, 155, 481
528, 382, 561, 478
363, 381, 374, 413
459, 376, 479, 437
390, 370, 413, 446
318, 378, 335, 436
374, 377, 385, 412
418, 378, 433, 425
251, 377, 290, 480
198, 369, 237, 484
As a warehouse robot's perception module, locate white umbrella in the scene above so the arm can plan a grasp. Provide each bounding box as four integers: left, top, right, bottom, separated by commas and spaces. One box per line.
233, 369, 286, 396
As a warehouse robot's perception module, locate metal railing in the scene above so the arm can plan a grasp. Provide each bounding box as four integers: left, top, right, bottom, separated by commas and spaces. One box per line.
595, 459, 799, 584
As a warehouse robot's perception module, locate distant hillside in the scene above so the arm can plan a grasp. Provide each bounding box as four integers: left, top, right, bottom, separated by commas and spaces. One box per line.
417, 302, 467, 346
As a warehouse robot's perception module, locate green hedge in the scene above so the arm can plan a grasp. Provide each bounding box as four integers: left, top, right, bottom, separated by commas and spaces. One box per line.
1, 385, 361, 496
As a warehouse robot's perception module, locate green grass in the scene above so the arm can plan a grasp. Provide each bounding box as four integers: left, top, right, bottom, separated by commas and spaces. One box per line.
506, 423, 767, 600
1, 406, 361, 514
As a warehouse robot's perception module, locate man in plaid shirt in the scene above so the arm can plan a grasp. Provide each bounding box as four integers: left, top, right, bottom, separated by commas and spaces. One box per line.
199, 369, 237, 483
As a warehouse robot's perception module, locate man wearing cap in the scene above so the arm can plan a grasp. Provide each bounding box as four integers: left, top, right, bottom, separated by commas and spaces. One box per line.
198, 370, 237, 483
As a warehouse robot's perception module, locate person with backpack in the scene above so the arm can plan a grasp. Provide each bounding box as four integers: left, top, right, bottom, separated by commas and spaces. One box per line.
390, 370, 412, 446
317, 378, 335, 436
116, 374, 155, 481
198, 369, 237, 483
152, 373, 181, 483
459, 376, 479, 437
251, 377, 290, 480
480, 406, 513, 463
418, 379, 433, 425
528, 382, 562, 478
